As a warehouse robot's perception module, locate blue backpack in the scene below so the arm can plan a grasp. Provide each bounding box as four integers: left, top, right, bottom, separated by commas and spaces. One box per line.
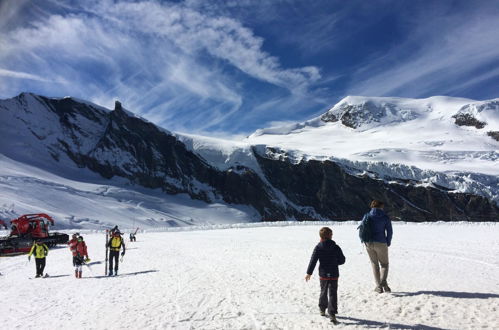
357, 214, 373, 243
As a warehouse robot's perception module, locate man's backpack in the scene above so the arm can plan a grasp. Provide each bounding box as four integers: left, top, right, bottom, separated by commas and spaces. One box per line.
357, 214, 373, 243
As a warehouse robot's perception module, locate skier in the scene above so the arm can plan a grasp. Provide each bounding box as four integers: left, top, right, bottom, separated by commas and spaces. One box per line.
360, 199, 393, 293
107, 230, 125, 276
28, 239, 49, 278
74, 235, 89, 278
129, 232, 136, 242
68, 233, 78, 256
110, 225, 120, 236
305, 227, 345, 325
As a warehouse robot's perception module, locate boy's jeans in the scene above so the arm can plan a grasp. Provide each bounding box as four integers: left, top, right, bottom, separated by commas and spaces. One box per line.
319, 279, 338, 315
365, 242, 389, 287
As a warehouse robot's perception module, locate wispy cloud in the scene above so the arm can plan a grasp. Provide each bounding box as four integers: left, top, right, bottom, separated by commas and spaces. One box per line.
347, 3, 499, 99
0, 68, 54, 82
0, 0, 322, 134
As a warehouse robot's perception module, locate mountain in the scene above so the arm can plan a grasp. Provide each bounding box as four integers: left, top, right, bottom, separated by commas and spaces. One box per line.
0, 93, 497, 228
248, 95, 499, 175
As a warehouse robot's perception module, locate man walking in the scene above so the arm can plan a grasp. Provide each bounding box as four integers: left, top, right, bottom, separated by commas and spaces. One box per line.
107, 230, 125, 276
28, 240, 49, 278
360, 200, 393, 293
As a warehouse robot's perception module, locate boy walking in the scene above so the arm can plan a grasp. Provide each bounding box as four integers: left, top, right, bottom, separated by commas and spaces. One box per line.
305, 227, 346, 324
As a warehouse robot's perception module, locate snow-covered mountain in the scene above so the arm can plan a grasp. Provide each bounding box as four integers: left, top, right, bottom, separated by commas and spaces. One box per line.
248, 95, 499, 175
0, 93, 497, 228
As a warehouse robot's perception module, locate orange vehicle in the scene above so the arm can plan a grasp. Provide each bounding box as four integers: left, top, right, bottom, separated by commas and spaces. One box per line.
0, 214, 69, 256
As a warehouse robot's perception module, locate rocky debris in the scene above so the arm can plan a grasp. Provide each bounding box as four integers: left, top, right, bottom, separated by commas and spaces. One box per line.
452, 113, 486, 129
487, 131, 499, 142
320, 100, 418, 129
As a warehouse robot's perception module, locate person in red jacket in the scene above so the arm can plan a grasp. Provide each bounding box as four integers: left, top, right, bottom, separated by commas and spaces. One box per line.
73, 235, 89, 278
68, 233, 78, 257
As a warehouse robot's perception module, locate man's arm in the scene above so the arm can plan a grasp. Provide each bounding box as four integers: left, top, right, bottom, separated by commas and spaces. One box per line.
386, 217, 393, 247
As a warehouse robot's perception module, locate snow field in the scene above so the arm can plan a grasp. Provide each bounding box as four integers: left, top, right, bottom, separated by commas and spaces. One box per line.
1, 223, 498, 329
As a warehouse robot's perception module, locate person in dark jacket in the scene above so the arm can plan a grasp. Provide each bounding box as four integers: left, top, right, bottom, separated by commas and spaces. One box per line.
361, 199, 393, 293
305, 227, 346, 324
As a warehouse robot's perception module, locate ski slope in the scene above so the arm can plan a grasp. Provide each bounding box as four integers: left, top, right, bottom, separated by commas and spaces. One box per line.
1, 223, 498, 329
0, 154, 259, 229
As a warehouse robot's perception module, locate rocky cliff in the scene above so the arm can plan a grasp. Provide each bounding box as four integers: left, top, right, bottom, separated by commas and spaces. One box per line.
1, 93, 498, 222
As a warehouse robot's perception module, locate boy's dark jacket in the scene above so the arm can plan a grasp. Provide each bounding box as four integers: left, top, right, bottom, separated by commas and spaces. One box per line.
307, 239, 345, 278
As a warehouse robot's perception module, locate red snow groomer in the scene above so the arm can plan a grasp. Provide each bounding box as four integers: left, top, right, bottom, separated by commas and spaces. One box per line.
0, 213, 69, 256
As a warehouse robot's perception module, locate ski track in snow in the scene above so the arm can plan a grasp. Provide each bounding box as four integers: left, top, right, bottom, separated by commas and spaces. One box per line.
1, 223, 498, 330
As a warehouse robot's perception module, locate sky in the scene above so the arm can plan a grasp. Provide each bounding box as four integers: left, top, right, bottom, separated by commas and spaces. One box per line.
1, 0, 499, 137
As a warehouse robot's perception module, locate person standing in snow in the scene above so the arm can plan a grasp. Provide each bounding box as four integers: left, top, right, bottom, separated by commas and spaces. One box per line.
110, 225, 120, 236
74, 235, 89, 278
28, 240, 49, 278
305, 227, 346, 324
68, 233, 78, 256
107, 230, 125, 276
360, 199, 393, 293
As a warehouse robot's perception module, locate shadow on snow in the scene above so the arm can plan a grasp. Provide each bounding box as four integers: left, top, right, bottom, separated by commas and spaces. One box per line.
91, 269, 158, 279
338, 316, 450, 330
392, 291, 499, 299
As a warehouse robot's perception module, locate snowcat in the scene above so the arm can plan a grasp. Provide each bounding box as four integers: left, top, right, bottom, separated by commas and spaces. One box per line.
0, 213, 69, 256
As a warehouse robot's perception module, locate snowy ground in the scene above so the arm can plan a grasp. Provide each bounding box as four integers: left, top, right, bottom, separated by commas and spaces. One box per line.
1, 223, 498, 330
0, 154, 259, 229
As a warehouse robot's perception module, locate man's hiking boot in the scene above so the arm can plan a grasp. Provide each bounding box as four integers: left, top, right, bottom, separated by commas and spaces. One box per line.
382, 284, 391, 293
320, 309, 326, 316
330, 315, 339, 325
374, 286, 383, 293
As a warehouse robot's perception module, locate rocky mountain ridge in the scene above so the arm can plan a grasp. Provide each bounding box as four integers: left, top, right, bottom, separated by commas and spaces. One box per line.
1, 93, 498, 222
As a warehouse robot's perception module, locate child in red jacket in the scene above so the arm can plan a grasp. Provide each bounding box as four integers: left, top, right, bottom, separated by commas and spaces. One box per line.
74, 236, 89, 278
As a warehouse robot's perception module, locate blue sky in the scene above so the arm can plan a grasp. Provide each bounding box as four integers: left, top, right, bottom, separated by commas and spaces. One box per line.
1, 0, 499, 137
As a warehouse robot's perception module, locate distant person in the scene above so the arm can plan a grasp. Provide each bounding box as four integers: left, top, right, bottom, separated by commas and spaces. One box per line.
305, 227, 346, 324
68, 233, 78, 256
107, 230, 125, 276
28, 240, 49, 278
129, 232, 136, 242
110, 225, 120, 236
74, 235, 89, 278
359, 199, 393, 293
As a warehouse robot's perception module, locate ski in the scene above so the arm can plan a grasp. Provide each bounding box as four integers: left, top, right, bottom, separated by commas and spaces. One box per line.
104, 229, 108, 276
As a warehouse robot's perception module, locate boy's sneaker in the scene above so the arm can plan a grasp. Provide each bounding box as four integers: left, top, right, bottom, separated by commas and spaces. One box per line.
320, 309, 326, 316
374, 286, 383, 293
330, 315, 339, 325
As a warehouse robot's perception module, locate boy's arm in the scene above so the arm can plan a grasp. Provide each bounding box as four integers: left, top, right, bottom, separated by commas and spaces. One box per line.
306, 246, 319, 277
336, 245, 346, 265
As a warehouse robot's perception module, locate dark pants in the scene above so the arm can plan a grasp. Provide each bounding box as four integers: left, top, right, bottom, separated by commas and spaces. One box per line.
109, 250, 120, 273
35, 258, 46, 276
319, 279, 338, 316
